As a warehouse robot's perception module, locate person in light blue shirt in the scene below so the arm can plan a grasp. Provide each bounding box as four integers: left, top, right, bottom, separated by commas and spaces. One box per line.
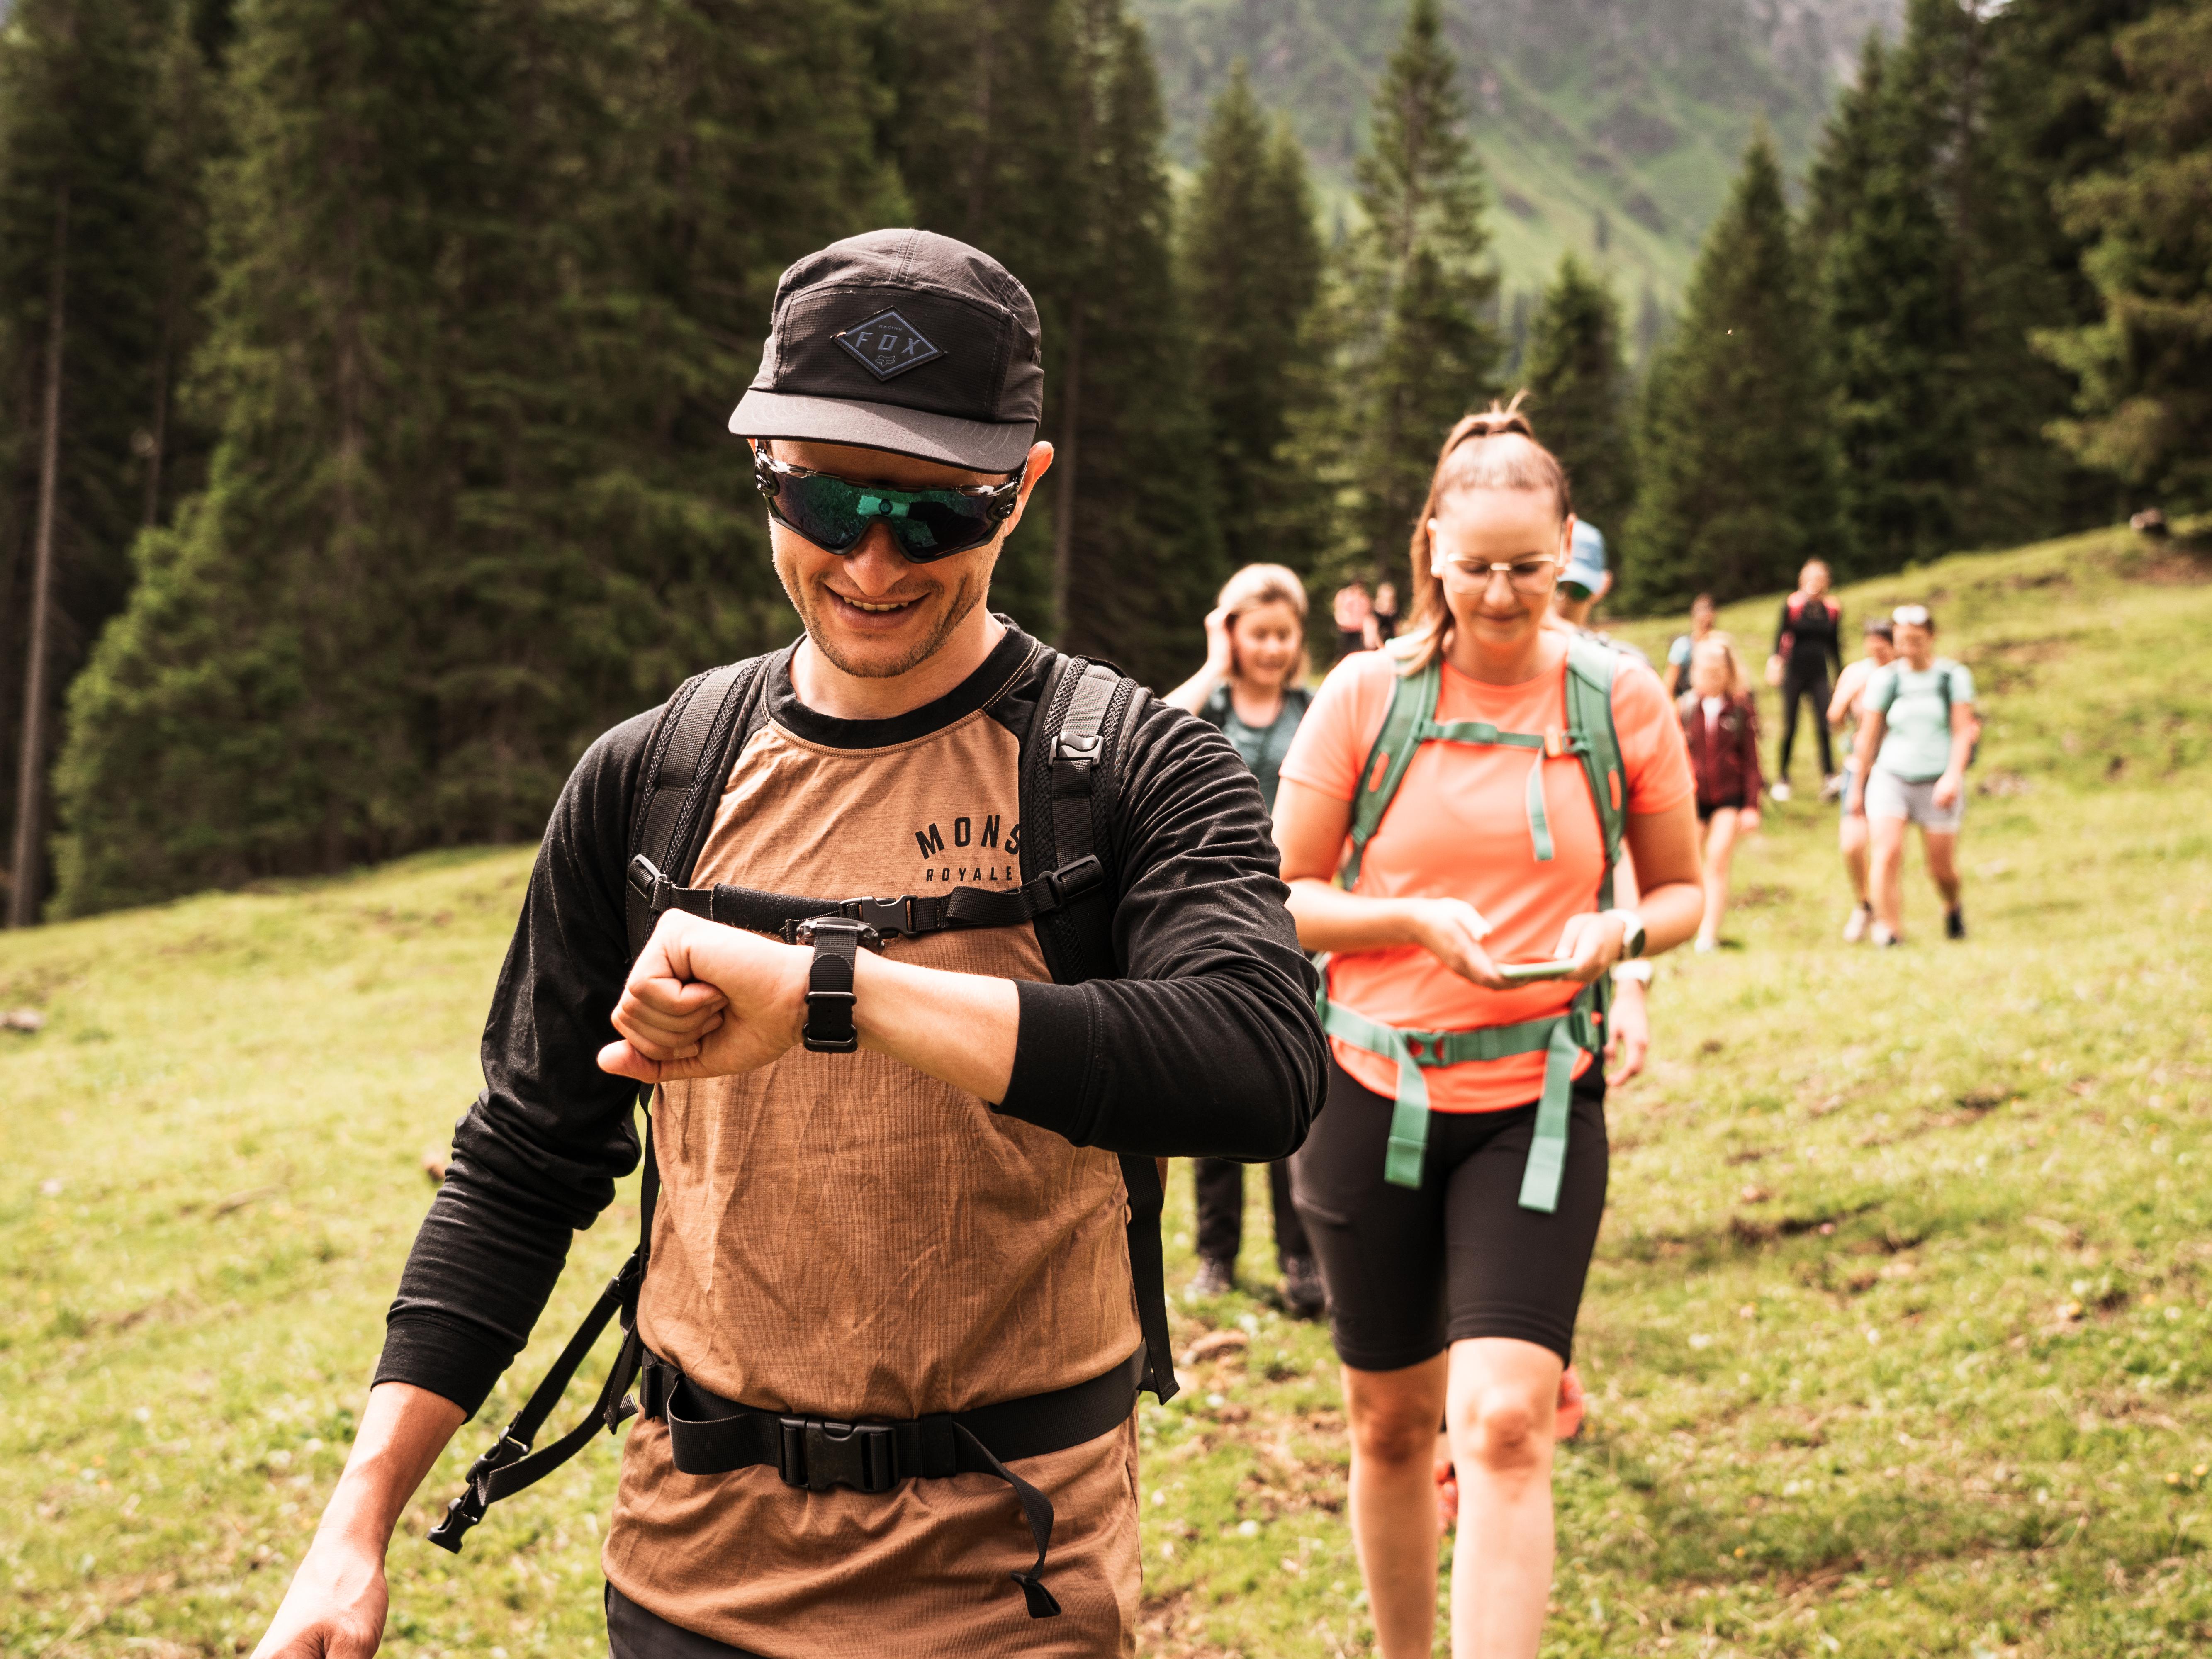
1844, 604, 1978, 944
1663, 591, 1716, 696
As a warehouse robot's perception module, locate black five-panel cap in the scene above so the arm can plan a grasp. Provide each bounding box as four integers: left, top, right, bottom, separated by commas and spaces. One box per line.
729, 229, 1043, 475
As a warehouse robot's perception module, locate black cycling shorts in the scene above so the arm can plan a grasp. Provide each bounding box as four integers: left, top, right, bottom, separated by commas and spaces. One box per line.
607, 1584, 763, 1658
1290, 1058, 1609, 1373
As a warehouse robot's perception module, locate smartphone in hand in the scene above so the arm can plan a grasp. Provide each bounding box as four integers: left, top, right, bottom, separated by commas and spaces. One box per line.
1496, 958, 1579, 985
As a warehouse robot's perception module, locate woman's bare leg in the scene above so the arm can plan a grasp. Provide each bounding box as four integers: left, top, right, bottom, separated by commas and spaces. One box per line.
1343, 1356, 1450, 1658
1697, 807, 1739, 947
1869, 812, 1908, 939
1445, 1337, 1562, 1659
1922, 828, 1961, 911
1840, 807, 1870, 904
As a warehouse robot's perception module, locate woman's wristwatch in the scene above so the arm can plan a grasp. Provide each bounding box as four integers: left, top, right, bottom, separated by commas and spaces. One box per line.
1603, 908, 1647, 961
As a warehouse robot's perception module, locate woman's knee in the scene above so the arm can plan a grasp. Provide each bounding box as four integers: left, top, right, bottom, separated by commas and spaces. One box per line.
1446, 1384, 1553, 1478
1349, 1403, 1441, 1467
1345, 1370, 1447, 1467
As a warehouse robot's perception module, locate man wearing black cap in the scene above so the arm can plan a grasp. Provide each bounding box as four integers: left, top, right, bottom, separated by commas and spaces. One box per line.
249, 230, 1323, 1658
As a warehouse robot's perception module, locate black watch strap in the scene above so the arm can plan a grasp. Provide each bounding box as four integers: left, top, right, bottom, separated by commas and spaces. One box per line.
799, 919, 871, 1053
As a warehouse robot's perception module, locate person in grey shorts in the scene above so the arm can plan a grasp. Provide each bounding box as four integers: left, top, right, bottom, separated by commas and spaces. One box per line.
1844, 605, 1979, 945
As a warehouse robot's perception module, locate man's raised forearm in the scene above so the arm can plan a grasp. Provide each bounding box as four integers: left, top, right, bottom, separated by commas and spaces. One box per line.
852, 951, 1020, 1102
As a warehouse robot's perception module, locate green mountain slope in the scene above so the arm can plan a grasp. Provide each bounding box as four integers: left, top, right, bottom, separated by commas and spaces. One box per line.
1136, 0, 1902, 324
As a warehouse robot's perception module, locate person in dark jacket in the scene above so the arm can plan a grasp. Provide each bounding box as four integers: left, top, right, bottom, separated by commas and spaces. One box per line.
1679, 635, 1764, 951
1764, 559, 1843, 801
250, 230, 1326, 1659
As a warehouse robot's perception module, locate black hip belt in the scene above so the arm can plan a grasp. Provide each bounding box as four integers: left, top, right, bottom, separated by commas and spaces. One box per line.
637, 1345, 1146, 1619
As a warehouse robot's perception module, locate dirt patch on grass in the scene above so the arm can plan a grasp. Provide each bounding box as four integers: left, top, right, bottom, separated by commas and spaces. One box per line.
2129, 548, 2212, 585
1137, 1590, 1241, 1657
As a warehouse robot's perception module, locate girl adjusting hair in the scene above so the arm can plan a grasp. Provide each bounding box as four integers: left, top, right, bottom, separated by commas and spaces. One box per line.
1677, 635, 1763, 951
1272, 400, 1703, 1659
1165, 564, 1324, 1315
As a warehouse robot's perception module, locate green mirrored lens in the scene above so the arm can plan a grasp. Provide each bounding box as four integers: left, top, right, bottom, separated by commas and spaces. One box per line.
776, 474, 998, 562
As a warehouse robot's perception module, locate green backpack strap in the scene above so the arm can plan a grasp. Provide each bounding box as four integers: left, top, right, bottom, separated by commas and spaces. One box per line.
1342, 660, 1439, 889
1562, 634, 1626, 911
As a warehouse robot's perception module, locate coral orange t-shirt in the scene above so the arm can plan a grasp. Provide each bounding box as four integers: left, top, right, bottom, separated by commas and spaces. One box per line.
1278, 636, 1693, 1112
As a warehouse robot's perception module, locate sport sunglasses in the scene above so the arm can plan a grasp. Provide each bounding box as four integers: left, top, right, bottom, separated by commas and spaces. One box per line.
753, 451, 1022, 563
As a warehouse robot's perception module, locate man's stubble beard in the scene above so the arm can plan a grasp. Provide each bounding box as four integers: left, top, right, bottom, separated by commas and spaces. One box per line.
778, 555, 989, 681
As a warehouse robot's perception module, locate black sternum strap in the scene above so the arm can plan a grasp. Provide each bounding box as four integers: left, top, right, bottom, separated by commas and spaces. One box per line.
638, 1345, 1146, 1620
625, 852, 1106, 946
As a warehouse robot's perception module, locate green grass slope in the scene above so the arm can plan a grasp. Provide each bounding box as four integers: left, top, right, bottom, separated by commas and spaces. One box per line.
3, 525, 2210, 1656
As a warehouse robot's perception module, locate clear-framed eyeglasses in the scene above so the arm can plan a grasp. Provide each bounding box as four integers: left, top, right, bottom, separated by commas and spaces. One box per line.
1428, 523, 1564, 596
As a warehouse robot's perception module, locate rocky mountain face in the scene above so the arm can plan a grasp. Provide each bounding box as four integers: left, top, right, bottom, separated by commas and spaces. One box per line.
1135, 0, 1903, 325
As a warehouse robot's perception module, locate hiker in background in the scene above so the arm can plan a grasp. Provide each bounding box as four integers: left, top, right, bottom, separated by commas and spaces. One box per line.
1847, 604, 1978, 944
1828, 618, 1896, 943
1369, 580, 1402, 647
1678, 635, 1763, 953
1335, 580, 1376, 659
1663, 592, 1716, 696
1166, 564, 1326, 1316
1273, 402, 1702, 1659
1549, 522, 1649, 669
1545, 517, 1654, 1077
1764, 560, 1843, 802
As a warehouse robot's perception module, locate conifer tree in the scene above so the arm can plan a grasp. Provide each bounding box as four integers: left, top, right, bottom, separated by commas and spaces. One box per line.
877, 0, 1085, 631
52, 0, 900, 912
1809, 2, 2116, 569
881, 0, 1218, 686
1335, 0, 1500, 586
1521, 252, 1635, 550
1182, 61, 1326, 577
1049, 0, 1221, 688
1626, 129, 1837, 609
2037, 1, 2212, 510
0, 0, 166, 922
1815, 4, 1969, 574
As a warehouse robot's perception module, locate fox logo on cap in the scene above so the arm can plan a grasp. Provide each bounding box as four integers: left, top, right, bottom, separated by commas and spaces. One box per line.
835, 310, 944, 381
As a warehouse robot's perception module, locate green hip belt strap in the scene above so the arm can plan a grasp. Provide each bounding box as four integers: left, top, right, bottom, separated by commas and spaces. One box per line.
1317, 985, 1600, 1211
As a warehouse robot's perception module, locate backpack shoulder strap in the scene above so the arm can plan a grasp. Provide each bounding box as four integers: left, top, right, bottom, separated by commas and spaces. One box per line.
625, 654, 777, 959
1343, 659, 1439, 890
427, 651, 777, 1554
1563, 634, 1626, 909
1018, 649, 1178, 1404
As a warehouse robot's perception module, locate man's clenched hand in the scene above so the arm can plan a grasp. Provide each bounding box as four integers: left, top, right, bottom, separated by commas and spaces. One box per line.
599, 911, 809, 1084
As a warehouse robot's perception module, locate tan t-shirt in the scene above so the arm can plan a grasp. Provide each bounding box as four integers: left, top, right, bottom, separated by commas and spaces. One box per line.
603, 647, 1142, 1654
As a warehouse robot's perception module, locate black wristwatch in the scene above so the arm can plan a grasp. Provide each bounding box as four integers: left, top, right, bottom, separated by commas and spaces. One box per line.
796, 918, 876, 1053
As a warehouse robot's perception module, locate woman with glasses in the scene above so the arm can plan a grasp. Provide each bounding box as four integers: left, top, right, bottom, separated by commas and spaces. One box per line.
1273, 402, 1703, 1659
1165, 564, 1325, 1316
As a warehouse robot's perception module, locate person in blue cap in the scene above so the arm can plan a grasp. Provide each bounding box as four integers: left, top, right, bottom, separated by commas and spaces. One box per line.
1548, 521, 1650, 670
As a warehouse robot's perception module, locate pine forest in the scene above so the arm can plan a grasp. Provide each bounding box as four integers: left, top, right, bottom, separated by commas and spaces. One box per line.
1, 0, 2205, 920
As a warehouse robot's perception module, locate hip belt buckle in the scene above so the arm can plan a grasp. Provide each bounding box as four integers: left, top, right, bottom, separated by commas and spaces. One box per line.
778, 1415, 897, 1494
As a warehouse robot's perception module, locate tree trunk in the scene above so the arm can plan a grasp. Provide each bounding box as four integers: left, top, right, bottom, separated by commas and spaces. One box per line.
10, 185, 70, 929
